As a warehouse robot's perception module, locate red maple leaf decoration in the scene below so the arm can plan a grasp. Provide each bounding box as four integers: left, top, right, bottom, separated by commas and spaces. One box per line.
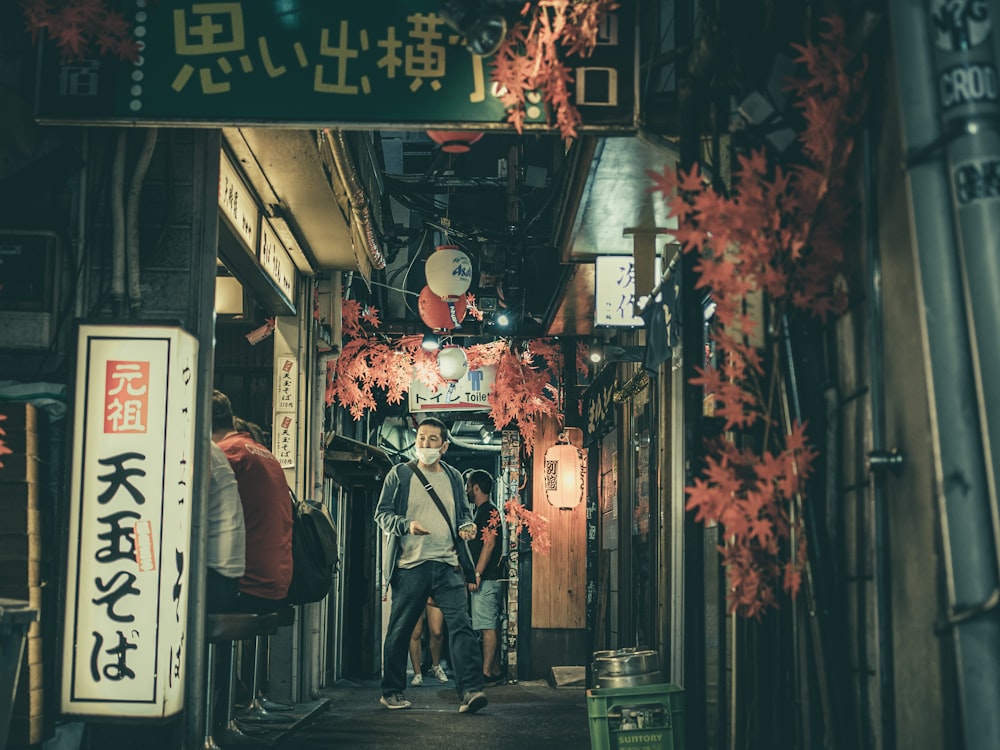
490, 0, 619, 141
0, 414, 13, 469
652, 16, 865, 617
21, 0, 140, 62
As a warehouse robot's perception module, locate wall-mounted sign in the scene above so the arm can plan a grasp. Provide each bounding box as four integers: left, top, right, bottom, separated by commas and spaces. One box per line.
218, 152, 259, 254
61, 323, 198, 718
408, 364, 496, 413
260, 219, 296, 307
273, 354, 298, 468
595, 255, 645, 327
37, 1, 636, 132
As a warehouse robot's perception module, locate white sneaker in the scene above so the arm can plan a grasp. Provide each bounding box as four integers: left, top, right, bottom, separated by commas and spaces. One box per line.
431, 664, 448, 683
410, 673, 423, 687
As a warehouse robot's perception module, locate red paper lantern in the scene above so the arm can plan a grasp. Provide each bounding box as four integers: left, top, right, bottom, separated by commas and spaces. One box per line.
426, 130, 484, 154
418, 285, 468, 330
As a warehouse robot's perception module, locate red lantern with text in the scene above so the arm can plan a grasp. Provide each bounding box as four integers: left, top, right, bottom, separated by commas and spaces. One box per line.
426, 130, 484, 153
543, 435, 585, 509
418, 286, 468, 330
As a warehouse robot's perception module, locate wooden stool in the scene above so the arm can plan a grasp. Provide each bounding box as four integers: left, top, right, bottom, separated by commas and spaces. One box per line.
202, 611, 279, 750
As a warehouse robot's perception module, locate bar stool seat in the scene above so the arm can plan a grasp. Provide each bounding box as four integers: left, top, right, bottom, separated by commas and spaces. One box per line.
257, 605, 296, 713
203, 612, 279, 750
241, 604, 297, 720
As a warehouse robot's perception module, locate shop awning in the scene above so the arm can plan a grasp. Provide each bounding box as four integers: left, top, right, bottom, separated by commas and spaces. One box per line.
324, 433, 392, 486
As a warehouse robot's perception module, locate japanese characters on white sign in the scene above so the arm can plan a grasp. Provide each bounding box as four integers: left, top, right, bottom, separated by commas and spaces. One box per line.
61, 324, 198, 718
273, 354, 298, 468
259, 219, 296, 307
218, 151, 259, 254
407, 365, 496, 413
595, 255, 646, 327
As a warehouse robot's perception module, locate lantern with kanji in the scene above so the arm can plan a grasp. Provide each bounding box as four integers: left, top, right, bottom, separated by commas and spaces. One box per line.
418, 285, 468, 330
437, 344, 469, 382
543, 434, 585, 510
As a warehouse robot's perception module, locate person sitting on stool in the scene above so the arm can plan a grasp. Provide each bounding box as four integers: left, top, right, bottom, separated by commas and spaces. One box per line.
211, 390, 292, 614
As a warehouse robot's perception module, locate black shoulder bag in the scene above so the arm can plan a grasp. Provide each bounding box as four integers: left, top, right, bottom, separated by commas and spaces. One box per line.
407, 461, 474, 583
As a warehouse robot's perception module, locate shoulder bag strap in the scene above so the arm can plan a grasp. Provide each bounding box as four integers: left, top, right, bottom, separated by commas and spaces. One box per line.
407, 461, 460, 546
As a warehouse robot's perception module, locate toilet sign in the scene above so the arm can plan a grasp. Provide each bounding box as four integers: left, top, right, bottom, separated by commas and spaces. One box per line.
408, 365, 496, 413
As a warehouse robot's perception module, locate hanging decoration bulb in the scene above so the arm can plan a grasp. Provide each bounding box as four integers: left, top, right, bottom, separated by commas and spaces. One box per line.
418, 285, 468, 330
437, 344, 469, 382
425, 245, 473, 328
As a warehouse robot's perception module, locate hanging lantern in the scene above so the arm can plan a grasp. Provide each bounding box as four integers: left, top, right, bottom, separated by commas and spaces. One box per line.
543, 434, 585, 510
425, 245, 472, 299
426, 130, 484, 154
437, 344, 469, 382
418, 285, 468, 330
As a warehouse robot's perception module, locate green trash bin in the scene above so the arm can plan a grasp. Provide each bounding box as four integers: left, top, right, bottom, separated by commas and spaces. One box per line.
0, 599, 39, 750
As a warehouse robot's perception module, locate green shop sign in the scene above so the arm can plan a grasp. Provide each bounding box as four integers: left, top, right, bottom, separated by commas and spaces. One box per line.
37, 0, 637, 131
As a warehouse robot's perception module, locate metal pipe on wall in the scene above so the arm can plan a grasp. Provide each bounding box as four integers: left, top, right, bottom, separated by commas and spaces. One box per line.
888, 2, 1000, 748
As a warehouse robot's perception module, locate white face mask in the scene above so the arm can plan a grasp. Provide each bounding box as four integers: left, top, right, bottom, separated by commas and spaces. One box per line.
415, 447, 442, 465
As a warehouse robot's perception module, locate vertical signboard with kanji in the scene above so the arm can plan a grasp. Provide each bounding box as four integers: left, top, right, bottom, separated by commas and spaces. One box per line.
61, 324, 198, 718
273, 354, 297, 468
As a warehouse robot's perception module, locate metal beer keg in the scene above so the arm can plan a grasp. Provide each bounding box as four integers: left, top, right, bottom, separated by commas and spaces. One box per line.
591, 647, 662, 688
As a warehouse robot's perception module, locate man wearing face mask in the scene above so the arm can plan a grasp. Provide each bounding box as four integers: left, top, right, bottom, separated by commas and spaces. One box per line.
374, 417, 487, 714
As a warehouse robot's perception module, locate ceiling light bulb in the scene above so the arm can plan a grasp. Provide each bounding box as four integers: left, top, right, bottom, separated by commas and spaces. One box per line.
422, 332, 441, 351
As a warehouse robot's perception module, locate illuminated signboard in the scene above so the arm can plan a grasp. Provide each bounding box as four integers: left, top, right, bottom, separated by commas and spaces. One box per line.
408, 364, 496, 413
61, 323, 198, 718
37, 1, 636, 132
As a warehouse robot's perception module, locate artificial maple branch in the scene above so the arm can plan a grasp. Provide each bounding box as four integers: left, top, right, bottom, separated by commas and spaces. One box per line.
21, 0, 140, 61
490, 0, 619, 140
648, 17, 866, 618
0, 414, 12, 469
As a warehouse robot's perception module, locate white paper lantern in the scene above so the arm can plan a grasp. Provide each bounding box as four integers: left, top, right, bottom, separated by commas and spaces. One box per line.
437, 345, 469, 382
426, 245, 472, 299
543, 437, 585, 509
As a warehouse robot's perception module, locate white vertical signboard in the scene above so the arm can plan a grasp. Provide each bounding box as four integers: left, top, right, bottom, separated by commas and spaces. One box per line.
273, 354, 297, 468
61, 324, 198, 718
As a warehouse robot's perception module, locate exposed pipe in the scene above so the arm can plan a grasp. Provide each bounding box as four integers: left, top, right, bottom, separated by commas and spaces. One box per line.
110, 129, 127, 315
125, 128, 158, 316
888, 2, 1000, 748
322, 128, 386, 270
862, 125, 897, 750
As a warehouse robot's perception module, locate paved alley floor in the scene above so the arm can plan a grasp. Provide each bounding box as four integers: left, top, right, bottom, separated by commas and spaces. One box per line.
264, 678, 593, 750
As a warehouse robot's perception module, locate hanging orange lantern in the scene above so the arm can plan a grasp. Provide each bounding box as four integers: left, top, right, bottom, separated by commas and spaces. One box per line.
426, 130, 484, 153
543, 434, 585, 509
418, 286, 468, 330
437, 345, 469, 382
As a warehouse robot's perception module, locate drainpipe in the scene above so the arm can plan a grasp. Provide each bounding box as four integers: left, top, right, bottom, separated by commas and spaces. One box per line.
125, 128, 157, 316
110, 129, 127, 316
888, 3, 1000, 749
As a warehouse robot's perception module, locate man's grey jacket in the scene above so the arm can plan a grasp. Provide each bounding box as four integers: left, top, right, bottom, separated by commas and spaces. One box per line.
374, 460, 476, 586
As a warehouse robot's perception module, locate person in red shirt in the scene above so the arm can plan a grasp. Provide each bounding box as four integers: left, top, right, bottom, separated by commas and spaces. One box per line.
211, 390, 293, 613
